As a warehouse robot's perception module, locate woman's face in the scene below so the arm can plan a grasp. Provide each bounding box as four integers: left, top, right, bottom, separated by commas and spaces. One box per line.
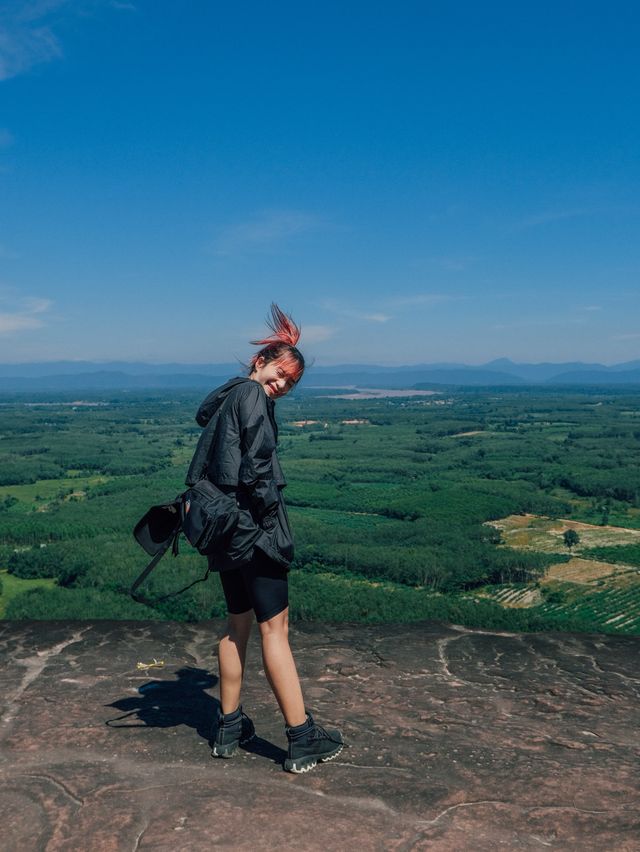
251, 357, 298, 399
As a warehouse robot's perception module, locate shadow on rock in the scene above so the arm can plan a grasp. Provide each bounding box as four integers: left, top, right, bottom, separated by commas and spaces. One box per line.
104, 666, 287, 764
105, 666, 219, 744
241, 735, 287, 766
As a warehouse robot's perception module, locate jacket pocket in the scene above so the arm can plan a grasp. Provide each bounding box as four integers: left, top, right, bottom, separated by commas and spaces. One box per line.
181, 480, 239, 554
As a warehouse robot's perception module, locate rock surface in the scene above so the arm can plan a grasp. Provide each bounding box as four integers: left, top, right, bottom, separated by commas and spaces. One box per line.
0, 619, 638, 851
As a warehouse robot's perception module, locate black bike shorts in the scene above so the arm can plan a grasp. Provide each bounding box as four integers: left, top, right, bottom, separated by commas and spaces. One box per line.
211, 549, 289, 623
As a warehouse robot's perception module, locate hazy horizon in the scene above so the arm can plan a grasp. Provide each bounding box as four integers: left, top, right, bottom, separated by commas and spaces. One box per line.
0, 356, 639, 372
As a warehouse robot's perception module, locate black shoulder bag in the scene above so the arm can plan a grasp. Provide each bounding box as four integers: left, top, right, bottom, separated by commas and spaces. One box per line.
130, 392, 240, 607
130, 480, 241, 607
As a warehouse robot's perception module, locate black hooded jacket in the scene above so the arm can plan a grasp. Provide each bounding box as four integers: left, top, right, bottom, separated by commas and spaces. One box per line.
185, 377, 294, 570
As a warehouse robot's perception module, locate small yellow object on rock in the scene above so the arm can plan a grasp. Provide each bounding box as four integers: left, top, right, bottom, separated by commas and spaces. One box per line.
136, 658, 165, 670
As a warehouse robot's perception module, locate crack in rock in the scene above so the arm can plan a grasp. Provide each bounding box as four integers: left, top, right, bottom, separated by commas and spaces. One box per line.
414, 798, 629, 830
278, 777, 398, 815
118, 777, 206, 795
435, 634, 476, 686
21, 773, 84, 807
1, 629, 88, 728
131, 818, 150, 852
416, 799, 511, 827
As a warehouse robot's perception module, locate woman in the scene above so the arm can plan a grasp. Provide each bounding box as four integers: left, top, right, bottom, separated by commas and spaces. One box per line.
187, 304, 343, 774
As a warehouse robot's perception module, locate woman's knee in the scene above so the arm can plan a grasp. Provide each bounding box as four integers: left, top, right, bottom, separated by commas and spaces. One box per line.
258, 606, 289, 638
223, 609, 254, 640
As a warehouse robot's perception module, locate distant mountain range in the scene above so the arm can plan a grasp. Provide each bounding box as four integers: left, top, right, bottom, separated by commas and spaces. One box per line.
0, 359, 639, 391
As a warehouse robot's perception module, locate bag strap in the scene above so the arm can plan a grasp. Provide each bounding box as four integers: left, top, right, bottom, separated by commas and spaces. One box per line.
130, 526, 213, 608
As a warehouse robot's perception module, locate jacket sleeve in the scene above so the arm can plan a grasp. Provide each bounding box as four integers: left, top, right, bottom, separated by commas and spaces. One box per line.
237, 385, 279, 517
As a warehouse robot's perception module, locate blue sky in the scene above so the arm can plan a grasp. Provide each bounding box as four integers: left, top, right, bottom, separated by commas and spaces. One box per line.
0, 1, 638, 366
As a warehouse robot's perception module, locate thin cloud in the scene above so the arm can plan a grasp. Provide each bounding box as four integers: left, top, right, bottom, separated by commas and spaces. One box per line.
512, 208, 597, 231
321, 293, 451, 325
385, 293, 454, 309
0, 2, 134, 81
321, 300, 393, 324
302, 324, 335, 343
14, 1, 70, 22
426, 203, 465, 223
213, 209, 322, 256
0, 294, 52, 333
419, 255, 472, 272
0, 2, 64, 81
0, 128, 14, 147
493, 317, 587, 330
23, 296, 51, 312
581, 305, 602, 312
438, 258, 467, 272
613, 333, 640, 341
362, 313, 391, 323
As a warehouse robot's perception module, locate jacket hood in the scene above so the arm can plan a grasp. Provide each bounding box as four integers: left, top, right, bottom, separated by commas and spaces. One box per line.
195, 376, 252, 427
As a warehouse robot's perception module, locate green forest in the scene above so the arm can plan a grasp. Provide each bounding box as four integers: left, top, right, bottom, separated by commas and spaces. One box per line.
1, 385, 639, 634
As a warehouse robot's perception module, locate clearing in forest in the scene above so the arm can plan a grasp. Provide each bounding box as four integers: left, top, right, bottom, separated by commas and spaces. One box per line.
544, 557, 635, 585
477, 514, 640, 632
486, 513, 640, 552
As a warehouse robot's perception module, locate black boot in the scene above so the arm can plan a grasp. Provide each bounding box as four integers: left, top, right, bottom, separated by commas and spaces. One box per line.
211, 705, 255, 758
284, 712, 343, 773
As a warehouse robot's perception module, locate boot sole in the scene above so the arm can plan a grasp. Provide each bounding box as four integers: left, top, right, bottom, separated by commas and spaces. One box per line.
283, 743, 343, 773
211, 732, 255, 758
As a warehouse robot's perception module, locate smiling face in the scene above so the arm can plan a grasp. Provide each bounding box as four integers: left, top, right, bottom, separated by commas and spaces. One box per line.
250, 355, 298, 399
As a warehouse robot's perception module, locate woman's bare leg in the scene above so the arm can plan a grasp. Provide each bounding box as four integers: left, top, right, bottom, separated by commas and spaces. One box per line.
218, 609, 254, 714
258, 607, 306, 727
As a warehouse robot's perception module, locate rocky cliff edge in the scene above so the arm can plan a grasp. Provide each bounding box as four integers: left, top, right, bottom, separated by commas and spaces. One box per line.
1, 619, 638, 851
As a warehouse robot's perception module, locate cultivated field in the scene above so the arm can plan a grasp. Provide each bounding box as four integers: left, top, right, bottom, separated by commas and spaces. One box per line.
480, 513, 640, 632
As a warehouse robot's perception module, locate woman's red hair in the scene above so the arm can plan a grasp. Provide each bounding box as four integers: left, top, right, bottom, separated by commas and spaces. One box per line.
248, 303, 305, 382
251, 303, 301, 348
